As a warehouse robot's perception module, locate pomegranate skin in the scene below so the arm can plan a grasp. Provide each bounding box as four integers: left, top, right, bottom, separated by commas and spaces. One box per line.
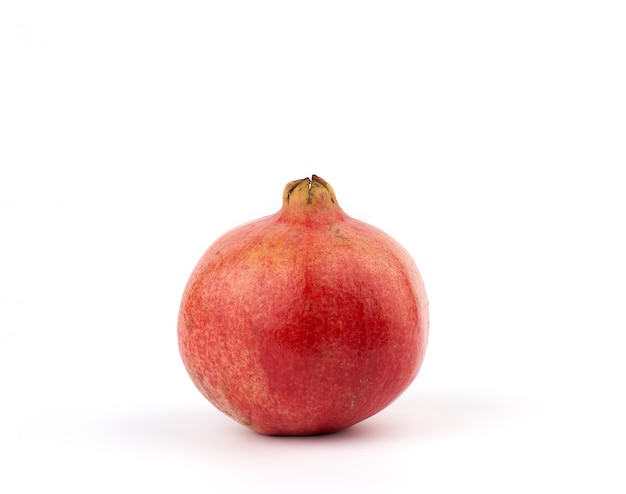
178, 175, 429, 435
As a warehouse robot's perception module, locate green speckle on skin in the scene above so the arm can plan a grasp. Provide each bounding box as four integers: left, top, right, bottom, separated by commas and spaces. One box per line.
332, 226, 350, 241
219, 369, 230, 394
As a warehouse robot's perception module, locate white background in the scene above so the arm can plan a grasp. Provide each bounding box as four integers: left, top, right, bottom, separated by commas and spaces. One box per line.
1, 1, 625, 492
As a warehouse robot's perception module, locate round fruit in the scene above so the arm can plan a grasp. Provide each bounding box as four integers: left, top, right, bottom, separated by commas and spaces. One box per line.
178, 175, 429, 435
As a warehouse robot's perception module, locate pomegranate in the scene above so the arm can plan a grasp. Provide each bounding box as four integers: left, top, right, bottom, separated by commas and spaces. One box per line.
178, 175, 429, 435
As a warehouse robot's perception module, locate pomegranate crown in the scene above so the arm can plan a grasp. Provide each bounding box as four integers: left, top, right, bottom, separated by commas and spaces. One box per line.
280, 175, 343, 221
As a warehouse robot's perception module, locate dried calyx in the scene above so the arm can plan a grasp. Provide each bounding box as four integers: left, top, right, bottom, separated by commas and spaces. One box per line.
283, 175, 337, 206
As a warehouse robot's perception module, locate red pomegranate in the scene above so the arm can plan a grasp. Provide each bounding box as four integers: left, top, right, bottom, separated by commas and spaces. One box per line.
178, 175, 429, 435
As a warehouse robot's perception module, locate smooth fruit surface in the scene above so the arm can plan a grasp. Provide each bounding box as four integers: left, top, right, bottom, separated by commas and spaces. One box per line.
178, 175, 429, 435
